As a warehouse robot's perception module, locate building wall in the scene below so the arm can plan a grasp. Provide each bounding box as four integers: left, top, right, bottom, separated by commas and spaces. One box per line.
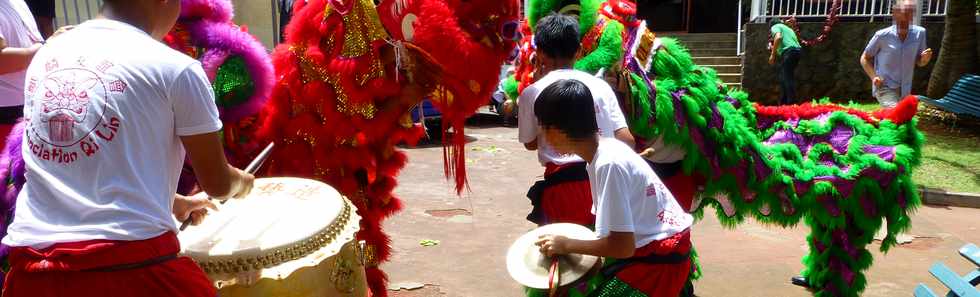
231, 0, 278, 50
53, 0, 279, 50
741, 22, 955, 104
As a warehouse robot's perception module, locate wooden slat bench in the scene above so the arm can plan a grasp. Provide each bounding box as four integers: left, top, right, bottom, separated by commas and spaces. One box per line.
915, 243, 980, 297
917, 74, 980, 118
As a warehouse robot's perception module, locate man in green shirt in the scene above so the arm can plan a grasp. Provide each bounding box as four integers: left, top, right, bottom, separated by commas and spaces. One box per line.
769, 17, 802, 105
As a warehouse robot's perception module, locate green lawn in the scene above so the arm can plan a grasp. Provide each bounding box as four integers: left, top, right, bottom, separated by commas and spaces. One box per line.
912, 122, 980, 193
843, 102, 980, 193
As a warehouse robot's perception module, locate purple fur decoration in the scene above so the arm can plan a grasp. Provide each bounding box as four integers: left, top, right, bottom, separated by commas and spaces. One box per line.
179, 0, 274, 122
0, 121, 27, 261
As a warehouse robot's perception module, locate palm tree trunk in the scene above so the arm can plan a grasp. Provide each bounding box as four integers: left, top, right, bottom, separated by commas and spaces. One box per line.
926, 0, 979, 99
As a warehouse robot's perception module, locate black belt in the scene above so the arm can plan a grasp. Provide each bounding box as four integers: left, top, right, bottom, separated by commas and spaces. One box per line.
525, 162, 589, 225
645, 159, 683, 179
81, 253, 178, 272
600, 251, 690, 278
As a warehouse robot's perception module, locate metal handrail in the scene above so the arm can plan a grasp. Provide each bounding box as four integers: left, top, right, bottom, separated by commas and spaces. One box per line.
751, 0, 948, 22
54, 0, 103, 27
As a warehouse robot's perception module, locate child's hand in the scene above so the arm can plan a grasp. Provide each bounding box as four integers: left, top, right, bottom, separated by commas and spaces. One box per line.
535, 235, 569, 257
173, 194, 217, 226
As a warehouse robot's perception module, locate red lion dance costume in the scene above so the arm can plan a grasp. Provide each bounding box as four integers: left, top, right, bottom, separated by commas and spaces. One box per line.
257, 0, 520, 294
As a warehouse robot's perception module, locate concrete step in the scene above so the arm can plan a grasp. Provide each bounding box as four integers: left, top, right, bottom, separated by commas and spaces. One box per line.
693, 56, 742, 65
718, 73, 742, 84
723, 82, 742, 89
660, 33, 738, 43
688, 48, 738, 57
701, 64, 742, 74
676, 41, 738, 50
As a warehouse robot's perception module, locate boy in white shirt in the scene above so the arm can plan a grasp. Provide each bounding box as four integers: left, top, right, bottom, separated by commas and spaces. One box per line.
535, 79, 694, 296
518, 13, 634, 227
1, 1, 253, 296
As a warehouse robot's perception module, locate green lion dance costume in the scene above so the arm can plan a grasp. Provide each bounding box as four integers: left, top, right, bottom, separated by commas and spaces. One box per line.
635, 37, 922, 297
514, 1, 924, 297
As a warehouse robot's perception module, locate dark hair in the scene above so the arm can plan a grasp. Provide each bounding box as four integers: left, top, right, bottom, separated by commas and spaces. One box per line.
769, 18, 782, 27
534, 79, 598, 140
534, 13, 580, 60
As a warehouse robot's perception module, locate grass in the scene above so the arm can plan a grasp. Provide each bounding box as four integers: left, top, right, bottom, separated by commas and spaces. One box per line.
842, 102, 980, 193
911, 121, 980, 193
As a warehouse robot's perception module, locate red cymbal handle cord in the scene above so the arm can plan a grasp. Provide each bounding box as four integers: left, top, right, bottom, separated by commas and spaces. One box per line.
547, 257, 560, 297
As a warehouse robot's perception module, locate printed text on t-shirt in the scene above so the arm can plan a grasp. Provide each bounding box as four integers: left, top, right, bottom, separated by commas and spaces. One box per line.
24, 57, 125, 164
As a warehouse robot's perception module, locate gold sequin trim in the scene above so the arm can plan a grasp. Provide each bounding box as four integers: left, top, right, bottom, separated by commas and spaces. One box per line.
327, 75, 377, 119
291, 46, 331, 84
340, 0, 389, 58
358, 55, 384, 86
194, 199, 354, 274
362, 243, 379, 267
429, 84, 455, 106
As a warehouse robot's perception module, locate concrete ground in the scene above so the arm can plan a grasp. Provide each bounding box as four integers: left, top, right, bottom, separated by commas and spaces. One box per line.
383, 113, 980, 297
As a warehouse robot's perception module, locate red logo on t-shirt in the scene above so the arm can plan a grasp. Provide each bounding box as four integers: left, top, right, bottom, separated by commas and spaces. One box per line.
658, 210, 683, 227
26, 58, 124, 164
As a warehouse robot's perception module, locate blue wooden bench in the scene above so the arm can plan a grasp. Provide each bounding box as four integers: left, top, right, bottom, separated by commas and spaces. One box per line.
917, 74, 980, 118
915, 243, 980, 297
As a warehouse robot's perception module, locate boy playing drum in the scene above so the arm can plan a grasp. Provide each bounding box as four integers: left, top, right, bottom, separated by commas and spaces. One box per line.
534, 79, 694, 296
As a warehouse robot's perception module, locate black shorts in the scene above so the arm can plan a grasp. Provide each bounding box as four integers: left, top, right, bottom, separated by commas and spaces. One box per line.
26, 0, 56, 18
0, 105, 24, 124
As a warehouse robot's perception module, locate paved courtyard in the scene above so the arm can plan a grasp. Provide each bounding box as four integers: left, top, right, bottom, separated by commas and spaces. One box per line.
384, 114, 980, 297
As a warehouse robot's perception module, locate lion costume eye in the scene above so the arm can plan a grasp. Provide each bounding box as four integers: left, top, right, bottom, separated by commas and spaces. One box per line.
501, 21, 519, 41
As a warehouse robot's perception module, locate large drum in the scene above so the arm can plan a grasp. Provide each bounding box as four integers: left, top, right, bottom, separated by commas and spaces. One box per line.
178, 177, 367, 297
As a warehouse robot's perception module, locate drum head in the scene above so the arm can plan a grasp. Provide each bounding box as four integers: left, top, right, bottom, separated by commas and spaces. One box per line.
505, 223, 599, 289
178, 177, 360, 279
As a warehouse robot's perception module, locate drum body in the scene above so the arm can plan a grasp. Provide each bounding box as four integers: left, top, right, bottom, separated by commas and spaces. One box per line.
178, 177, 367, 297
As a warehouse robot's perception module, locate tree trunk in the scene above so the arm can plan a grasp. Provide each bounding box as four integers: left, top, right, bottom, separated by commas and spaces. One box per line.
926, 0, 979, 99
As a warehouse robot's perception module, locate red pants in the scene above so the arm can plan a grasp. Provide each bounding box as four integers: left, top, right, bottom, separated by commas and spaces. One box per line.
3, 232, 216, 297
541, 163, 595, 226
615, 229, 693, 296
662, 173, 701, 212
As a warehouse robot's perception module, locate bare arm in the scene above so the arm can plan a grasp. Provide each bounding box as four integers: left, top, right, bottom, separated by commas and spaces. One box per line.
769, 33, 781, 64
859, 52, 884, 88
180, 132, 254, 200
537, 232, 635, 259
860, 53, 876, 79
613, 128, 635, 150
0, 43, 41, 74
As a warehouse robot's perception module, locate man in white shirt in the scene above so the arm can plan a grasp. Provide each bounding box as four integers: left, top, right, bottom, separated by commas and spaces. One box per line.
0, 0, 44, 138
534, 79, 694, 296
518, 13, 634, 227
1, 1, 254, 296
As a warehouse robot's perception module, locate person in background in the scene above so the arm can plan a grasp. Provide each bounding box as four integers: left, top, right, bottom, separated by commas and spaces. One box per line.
25, 0, 54, 38
769, 17, 802, 105
492, 65, 517, 125
860, 0, 932, 108
278, 0, 300, 42
0, 0, 44, 138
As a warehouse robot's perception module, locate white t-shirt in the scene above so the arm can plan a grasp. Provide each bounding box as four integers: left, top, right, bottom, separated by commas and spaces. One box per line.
588, 138, 693, 248
2, 19, 223, 248
518, 69, 628, 166
0, 0, 43, 107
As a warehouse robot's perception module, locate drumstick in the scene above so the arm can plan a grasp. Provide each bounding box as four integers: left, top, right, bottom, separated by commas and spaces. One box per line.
179, 142, 275, 231
220, 142, 276, 205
